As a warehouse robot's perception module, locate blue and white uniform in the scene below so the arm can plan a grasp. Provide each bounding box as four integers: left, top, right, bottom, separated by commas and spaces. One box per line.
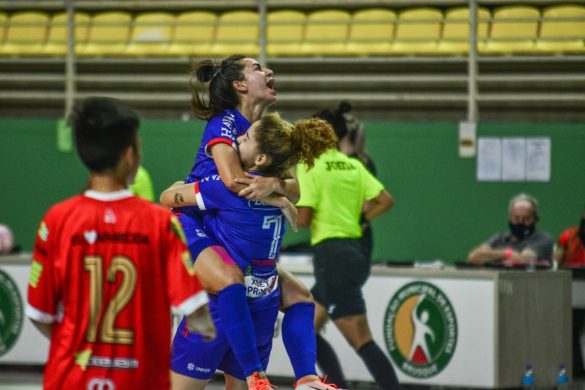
178, 108, 252, 259
171, 174, 283, 380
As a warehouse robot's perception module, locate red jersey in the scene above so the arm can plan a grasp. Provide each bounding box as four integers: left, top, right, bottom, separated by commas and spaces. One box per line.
558, 226, 585, 266
26, 190, 207, 390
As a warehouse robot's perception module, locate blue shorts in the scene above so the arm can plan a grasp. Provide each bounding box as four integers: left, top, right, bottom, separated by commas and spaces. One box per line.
176, 211, 217, 261
170, 290, 280, 380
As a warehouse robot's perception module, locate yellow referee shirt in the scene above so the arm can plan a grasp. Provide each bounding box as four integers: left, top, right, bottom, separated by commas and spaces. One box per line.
296, 148, 385, 245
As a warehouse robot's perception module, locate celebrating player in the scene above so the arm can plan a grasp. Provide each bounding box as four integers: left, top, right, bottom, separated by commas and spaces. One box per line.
162, 55, 334, 389
162, 112, 337, 390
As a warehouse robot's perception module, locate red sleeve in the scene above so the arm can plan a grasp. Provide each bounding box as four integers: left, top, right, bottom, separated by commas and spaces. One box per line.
204, 138, 237, 157
558, 229, 572, 248
165, 214, 208, 316
26, 214, 60, 324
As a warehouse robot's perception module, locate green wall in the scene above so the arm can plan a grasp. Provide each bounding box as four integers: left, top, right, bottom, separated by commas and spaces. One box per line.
1, 119, 584, 263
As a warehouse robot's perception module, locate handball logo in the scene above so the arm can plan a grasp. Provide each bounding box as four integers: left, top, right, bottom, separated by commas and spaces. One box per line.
0, 269, 24, 357
383, 281, 457, 379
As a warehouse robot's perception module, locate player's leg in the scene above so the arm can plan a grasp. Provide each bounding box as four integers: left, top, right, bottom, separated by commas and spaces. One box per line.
309, 273, 349, 389
311, 302, 348, 388
196, 247, 266, 381
318, 239, 400, 390
224, 374, 248, 390
333, 314, 400, 390
170, 315, 227, 390
178, 213, 265, 380
170, 371, 210, 390
220, 295, 280, 390
277, 265, 322, 384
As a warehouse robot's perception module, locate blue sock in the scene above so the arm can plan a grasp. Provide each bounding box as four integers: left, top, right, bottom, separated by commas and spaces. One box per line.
217, 284, 262, 377
282, 302, 318, 379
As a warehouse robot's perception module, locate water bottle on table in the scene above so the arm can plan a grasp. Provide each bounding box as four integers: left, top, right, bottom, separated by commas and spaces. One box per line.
556, 363, 569, 390
522, 364, 535, 390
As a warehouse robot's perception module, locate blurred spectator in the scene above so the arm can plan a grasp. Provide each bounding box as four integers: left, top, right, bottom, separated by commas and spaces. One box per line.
554, 206, 585, 266
467, 193, 554, 265
0, 223, 14, 254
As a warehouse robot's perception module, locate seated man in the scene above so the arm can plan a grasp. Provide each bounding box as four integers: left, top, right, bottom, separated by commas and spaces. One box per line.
554, 206, 585, 267
467, 193, 553, 265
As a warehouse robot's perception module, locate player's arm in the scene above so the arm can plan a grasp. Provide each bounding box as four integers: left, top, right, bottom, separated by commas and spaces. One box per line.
30, 320, 52, 339
214, 144, 300, 202
363, 189, 393, 223
166, 214, 216, 339
298, 207, 313, 228
467, 243, 508, 265
160, 182, 199, 208
27, 215, 62, 340
235, 167, 300, 203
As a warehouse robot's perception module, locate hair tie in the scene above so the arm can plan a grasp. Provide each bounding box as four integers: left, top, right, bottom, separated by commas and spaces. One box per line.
212, 67, 222, 80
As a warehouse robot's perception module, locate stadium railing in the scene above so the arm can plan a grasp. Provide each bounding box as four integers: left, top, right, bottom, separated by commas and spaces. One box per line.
0, 0, 583, 121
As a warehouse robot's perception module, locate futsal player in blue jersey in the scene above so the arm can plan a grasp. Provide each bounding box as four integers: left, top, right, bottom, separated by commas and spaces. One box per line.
161, 55, 336, 389
163, 113, 338, 390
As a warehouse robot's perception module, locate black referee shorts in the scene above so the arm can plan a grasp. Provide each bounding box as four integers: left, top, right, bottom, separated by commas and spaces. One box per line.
310, 237, 371, 320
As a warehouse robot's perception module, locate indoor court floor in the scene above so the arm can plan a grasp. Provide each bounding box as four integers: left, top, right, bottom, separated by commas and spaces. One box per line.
1, 365, 585, 390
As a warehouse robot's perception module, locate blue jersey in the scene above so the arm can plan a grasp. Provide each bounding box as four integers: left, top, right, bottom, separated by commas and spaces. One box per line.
195, 174, 283, 299
186, 109, 251, 183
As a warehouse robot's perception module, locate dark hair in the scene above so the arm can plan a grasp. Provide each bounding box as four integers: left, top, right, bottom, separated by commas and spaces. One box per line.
190, 55, 246, 120
312, 100, 352, 141
71, 97, 139, 172
255, 112, 337, 178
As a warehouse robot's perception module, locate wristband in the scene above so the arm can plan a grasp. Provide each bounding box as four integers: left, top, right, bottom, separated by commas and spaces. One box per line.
504, 247, 513, 260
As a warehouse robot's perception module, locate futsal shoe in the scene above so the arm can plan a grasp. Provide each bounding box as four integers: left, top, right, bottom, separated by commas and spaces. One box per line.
247, 372, 276, 390
294, 377, 346, 389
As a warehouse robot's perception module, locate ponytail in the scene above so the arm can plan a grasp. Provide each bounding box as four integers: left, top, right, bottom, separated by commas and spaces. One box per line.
189, 55, 246, 120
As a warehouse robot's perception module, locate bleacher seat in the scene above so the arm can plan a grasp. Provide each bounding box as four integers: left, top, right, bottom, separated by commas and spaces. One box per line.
267, 10, 305, 57
167, 11, 217, 57
0, 13, 7, 44
482, 6, 540, 54
392, 8, 443, 55
211, 10, 259, 57
1, 12, 49, 56
437, 7, 490, 54
346, 8, 396, 56
125, 12, 175, 56
79, 12, 132, 57
301, 9, 351, 56
536, 5, 585, 54
43, 12, 90, 56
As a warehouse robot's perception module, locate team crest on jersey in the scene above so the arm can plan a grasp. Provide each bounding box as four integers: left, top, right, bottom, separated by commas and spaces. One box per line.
195, 229, 208, 238
84, 230, 98, 244
104, 208, 117, 224
38, 221, 49, 242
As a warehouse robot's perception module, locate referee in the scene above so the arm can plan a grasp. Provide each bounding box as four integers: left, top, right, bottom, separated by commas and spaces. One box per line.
296, 108, 399, 389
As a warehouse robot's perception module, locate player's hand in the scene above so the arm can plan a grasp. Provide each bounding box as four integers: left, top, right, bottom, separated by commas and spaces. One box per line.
281, 200, 298, 233
235, 173, 277, 200
185, 304, 216, 341
262, 195, 298, 232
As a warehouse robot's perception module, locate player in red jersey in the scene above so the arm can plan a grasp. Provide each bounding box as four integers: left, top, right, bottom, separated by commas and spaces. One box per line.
26, 97, 215, 390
